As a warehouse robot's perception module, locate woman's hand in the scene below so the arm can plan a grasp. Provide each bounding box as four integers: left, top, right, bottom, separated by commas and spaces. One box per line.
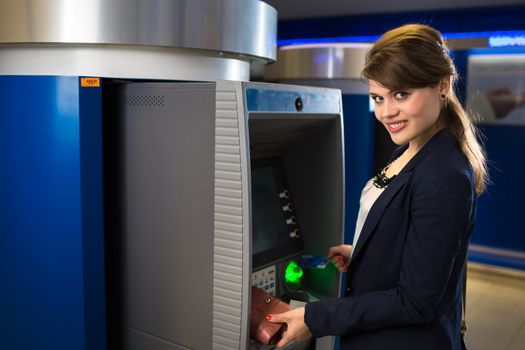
327, 244, 352, 272
267, 307, 312, 349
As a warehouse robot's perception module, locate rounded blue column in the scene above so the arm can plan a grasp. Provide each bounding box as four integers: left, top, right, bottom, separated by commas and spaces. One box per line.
0, 75, 101, 350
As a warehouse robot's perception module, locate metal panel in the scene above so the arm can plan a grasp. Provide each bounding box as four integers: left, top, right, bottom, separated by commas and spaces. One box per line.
0, 43, 251, 81
118, 83, 216, 350
0, 0, 277, 62
265, 43, 372, 80
213, 81, 251, 350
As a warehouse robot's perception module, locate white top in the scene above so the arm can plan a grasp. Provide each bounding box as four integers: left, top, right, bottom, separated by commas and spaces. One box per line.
351, 178, 386, 256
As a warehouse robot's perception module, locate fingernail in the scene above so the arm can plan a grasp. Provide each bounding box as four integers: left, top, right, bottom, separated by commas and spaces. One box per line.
266, 315, 272, 321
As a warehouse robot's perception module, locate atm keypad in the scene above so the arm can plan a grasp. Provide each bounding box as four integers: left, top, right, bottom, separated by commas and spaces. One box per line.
251, 265, 276, 295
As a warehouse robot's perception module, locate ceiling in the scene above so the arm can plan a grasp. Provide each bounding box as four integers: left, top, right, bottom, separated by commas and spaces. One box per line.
263, 0, 525, 20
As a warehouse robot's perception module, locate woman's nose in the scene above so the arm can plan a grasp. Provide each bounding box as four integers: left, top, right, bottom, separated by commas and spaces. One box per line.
380, 99, 399, 119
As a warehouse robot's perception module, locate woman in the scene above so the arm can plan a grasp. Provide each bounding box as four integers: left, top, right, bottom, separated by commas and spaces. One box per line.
267, 24, 488, 349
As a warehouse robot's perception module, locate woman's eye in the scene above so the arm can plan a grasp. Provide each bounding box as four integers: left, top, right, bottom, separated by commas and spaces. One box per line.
371, 96, 383, 103
394, 91, 409, 99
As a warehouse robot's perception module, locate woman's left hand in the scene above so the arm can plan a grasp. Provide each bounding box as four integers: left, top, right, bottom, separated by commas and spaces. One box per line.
267, 306, 312, 349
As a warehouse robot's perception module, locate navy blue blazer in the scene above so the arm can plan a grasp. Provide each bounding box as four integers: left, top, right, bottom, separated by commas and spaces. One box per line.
305, 129, 477, 350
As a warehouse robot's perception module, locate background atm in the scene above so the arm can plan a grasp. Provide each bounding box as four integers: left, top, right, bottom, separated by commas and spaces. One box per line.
105, 80, 345, 350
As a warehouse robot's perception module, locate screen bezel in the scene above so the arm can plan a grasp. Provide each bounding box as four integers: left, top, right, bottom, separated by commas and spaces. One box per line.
251, 158, 304, 269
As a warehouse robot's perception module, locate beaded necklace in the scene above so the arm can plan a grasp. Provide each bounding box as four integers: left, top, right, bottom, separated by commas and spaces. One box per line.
372, 161, 397, 189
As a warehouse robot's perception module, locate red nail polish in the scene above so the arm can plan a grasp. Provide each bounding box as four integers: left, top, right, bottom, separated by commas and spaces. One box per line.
266, 315, 272, 321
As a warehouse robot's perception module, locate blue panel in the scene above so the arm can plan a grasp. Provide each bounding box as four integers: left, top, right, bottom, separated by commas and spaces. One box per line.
0, 76, 106, 349
0, 76, 85, 349
341, 95, 376, 245
245, 88, 340, 114
79, 80, 106, 350
471, 125, 525, 254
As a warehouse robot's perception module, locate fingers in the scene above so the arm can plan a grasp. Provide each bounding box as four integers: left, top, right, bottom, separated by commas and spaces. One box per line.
327, 251, 349, 272
275, 333, 293, 349
267, 312, 291, 348
327, 245, 341, 258
334, 258, 348, 272
327, 244, 352, 258
266, 311, 287, 324
269, 307, 311, 349
332, 255, 348, 272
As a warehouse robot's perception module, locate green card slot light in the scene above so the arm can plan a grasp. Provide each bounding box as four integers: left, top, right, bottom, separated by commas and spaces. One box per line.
284, 260, 303, 289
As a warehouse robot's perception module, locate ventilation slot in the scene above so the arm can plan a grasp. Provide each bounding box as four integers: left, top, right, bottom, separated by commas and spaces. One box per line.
124, 95, 165, 107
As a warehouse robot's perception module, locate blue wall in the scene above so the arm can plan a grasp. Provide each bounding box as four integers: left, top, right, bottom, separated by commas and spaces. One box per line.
0, 76, 106, 350
469, 125, 525, 270
342, 95, 376, 244
276, 5, 525, 44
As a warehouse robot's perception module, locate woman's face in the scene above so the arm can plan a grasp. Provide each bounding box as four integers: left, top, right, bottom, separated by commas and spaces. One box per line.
369, 79, 448, 147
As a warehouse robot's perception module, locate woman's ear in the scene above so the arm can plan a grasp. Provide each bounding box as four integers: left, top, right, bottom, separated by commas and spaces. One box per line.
439, 76, 452, 97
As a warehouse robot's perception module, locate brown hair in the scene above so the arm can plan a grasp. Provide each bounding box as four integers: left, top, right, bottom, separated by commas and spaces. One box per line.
362, 24, 489, 195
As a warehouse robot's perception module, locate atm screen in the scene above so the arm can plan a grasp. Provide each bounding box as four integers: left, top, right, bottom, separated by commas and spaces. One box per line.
251, 159, 304, 268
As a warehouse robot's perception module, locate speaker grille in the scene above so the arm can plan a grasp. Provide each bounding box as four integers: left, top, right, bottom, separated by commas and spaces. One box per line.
124, 95, 165, 107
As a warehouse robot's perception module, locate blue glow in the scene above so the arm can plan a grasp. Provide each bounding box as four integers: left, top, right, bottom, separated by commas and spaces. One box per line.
278, 36, 380, 47
278, 31, 525, 48
466, 47, 525, 55
444, 31, 494, 39
489, 35, 525, 48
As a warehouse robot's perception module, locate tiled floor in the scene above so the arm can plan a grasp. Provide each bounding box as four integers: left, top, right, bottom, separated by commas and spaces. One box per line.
465, 264, 525, 350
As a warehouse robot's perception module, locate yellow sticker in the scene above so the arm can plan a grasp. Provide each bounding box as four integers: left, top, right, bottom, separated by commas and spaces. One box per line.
81, 77, 101, 87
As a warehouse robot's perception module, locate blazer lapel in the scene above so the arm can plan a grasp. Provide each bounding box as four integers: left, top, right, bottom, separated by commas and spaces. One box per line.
349, 129, 454, 263
350, 171, 413, 263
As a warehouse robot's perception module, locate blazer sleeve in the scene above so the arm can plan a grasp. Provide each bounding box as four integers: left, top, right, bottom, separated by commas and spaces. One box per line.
304, 165, 475, 336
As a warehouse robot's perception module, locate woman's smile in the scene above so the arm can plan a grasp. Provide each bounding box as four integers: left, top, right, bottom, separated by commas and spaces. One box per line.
369, 79, 445, 148
386, 120, 408, 133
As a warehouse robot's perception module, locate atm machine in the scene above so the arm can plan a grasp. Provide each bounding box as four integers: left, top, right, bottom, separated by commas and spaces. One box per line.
105, 80, 345, 350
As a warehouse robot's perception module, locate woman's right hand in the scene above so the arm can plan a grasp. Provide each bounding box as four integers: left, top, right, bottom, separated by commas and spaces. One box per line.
327, 245, 352, 272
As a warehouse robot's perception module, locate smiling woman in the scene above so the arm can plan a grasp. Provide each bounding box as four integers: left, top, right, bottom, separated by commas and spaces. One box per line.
267, 24, 490, 350
368, 80, 446, 153
362, 24, 489, 194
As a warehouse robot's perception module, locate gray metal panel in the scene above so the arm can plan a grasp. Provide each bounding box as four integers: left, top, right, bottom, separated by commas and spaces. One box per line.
265, 44, 372, 80
124, 326, 193, 350
120, 83, 216, 350
0, 0, 277, 62
213, 80, 251, 350
0, 45, 251, 80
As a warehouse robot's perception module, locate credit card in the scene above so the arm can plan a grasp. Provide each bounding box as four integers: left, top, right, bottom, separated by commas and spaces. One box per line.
298, 255, 329, 269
